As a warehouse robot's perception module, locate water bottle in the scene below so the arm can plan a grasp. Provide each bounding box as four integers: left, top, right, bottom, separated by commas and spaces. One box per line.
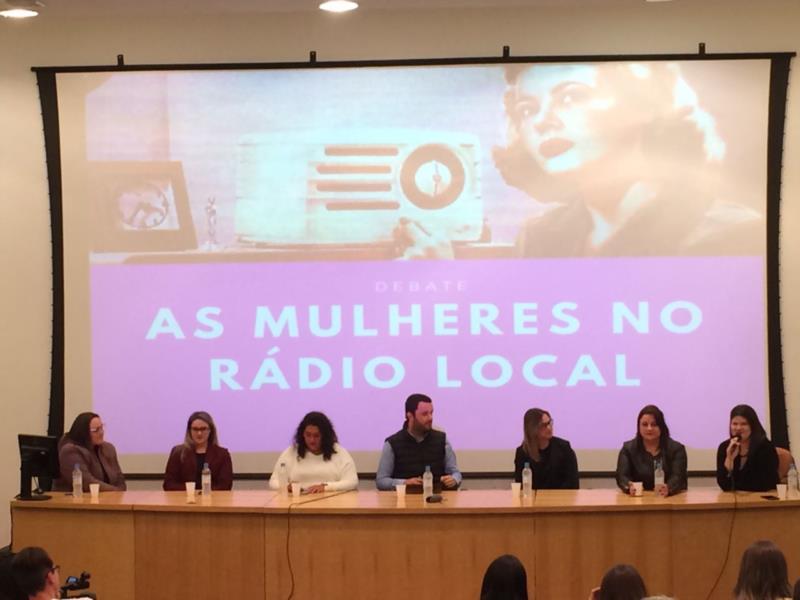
72, 464, 83, 498
522, 462, 533, 497
201, 462, 212, 496
422, 465, 434, 500
788, 462, 798, 499
654, 458, 665, 489
278, 462, 289, 496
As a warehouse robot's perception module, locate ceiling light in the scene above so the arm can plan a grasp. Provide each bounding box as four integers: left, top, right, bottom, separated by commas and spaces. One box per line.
0, 8, 37, 17
319, 0, 358, 13
0, 0, 44, 18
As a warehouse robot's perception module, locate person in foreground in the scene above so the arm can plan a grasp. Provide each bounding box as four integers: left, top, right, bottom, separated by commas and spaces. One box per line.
514, 408, 579, 489
733, 540, 791, 600
589, 564, 648, 600
10, 547, 59, 600
163, 411, 233, 491
616, 405, 687, 496
55, 412, 126, 492
376, 393, 462, 491
480, 554, 528, 600
716, 404, 779, 492
269, 411, 358, 493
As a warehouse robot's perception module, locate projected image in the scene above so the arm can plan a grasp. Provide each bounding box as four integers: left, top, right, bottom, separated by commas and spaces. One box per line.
494, 62, 763, 258
54, 59, 773, 473
74, 60, 765, 262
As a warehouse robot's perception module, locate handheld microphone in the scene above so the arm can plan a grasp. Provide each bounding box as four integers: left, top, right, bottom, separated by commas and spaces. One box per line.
733, 434, 742, 442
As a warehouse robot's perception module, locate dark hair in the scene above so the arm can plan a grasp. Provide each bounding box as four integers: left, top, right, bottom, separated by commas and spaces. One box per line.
63, 412, 100, 449
635, 405, 671, 453
480, 554, 528, 600
294, 411, 338, 460
522, 408, 551, 462
792, 577, 800, 600
598, 564, 648, 600
11, 547, 53, 596
183, 411, 219, 448
729, 404, 767, 446
734, 540, 790, 600
404, 393, 432, 428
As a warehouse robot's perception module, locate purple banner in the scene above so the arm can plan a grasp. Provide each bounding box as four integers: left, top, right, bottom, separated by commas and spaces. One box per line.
91, 257, 765, 455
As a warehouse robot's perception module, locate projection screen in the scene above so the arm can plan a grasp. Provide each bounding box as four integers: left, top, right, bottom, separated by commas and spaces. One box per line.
40, 55, 791, 476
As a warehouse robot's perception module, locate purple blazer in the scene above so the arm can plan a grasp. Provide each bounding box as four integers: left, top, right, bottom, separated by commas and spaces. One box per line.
55, 441, 126, 492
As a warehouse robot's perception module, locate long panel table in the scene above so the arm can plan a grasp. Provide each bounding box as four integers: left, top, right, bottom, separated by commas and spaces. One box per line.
11, 489, 800, 600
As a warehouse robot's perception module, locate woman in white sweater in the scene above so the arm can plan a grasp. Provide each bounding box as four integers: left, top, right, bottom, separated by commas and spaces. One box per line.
269, 411, 358, 493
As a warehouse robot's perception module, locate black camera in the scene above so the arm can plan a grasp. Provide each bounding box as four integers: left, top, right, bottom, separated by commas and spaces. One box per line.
60, 571, 95, 598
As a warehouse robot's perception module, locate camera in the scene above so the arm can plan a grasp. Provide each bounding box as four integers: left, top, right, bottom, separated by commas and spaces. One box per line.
60, 571, 95, 599
234, 129, 483, 246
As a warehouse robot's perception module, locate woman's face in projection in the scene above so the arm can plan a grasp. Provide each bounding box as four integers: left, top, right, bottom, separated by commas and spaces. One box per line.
511, 64, 620, 175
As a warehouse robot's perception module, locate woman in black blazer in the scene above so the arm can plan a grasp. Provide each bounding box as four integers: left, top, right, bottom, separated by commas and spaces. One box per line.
513, 408, 579, 489
716, 404, 778, 492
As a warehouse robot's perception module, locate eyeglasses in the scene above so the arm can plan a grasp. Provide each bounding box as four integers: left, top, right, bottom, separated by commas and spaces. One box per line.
539, 420, 554, 429
191, 426, 210, 433
50, 565, 60, 573
89, 425, 105, 433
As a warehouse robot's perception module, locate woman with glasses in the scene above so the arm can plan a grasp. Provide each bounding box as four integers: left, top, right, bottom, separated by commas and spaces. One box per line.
616, 404, 687, 497
55, 412, 126, 492
269, 411, 358, 493
513, 408, 579, 489
163, 411, 233, 491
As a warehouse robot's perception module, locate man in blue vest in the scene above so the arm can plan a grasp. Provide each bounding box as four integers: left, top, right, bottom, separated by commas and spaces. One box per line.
375, 393, 462, 491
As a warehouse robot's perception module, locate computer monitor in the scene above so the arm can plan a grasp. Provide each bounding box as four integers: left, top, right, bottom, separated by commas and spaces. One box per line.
17, 435, 59, 501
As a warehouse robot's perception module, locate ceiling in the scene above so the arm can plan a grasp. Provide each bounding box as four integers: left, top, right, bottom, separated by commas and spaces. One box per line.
4, 0, 672, 17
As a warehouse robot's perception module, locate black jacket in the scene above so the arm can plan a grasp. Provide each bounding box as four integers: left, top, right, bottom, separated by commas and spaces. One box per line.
716, 437, 778, 492
616, 438, 687, 495
513, 436, 579, 489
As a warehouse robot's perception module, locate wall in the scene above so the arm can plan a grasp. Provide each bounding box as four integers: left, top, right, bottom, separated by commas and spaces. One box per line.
1, 0, 798, 546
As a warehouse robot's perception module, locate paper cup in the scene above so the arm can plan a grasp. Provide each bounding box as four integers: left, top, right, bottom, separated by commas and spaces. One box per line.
395, 483, 407, 497
777, 483, 788, 499
185, 481, 196, 503
511, 482, 522, 496
291, 482, 302, 499
631, 482, 644, 497
89, 483, 100, 500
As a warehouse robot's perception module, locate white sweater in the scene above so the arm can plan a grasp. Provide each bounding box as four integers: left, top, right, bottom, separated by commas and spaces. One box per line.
268, 443, 358, 491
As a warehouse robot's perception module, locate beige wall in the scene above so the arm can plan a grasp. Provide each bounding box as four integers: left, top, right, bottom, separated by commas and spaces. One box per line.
1, 0, 798, 546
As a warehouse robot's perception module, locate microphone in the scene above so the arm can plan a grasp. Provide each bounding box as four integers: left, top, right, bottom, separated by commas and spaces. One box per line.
733, 434, 742, 442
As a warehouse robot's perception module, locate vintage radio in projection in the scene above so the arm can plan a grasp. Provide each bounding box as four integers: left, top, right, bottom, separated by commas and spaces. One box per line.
234, 130, 483, 245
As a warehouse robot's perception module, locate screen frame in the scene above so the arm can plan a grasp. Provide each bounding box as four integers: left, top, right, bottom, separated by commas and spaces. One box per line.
33, 50, 795, 476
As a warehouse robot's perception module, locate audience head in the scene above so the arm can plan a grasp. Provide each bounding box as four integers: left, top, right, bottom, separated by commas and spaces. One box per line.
597, 564, 647, 600
480, 554, 528, 600
64, 412, 103, 449
635, 405, 670, 451
792, 577, 800, 600
11, 547, 58, 599
729, 404, 767, 445
294, 411, 338, 460
404, 393, 434, 435
734, 540, 790, 600
522, 408, 553, 461
184, 411, 219, 449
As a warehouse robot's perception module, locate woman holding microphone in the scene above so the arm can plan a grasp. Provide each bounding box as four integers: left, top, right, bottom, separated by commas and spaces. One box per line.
716, 404, 778, 492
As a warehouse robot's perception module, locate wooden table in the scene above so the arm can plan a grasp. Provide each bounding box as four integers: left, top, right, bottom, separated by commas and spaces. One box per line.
11, 489, 800, 600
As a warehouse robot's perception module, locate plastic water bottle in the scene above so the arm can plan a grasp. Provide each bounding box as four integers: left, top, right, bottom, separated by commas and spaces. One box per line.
522, 462, 533, 497
422, 465, 434, 499
654, 459, 665, 489
72, 464, 83, 498
277, 462, 289, 496
788, 463, 799, 499
201, 462, 212, 496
